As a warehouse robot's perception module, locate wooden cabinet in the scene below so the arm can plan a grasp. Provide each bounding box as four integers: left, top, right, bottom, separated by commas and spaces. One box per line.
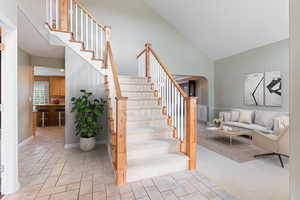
50, 77, 65, 97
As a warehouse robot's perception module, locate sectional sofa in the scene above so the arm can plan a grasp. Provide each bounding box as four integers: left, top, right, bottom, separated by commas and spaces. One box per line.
219, 109, 289, 134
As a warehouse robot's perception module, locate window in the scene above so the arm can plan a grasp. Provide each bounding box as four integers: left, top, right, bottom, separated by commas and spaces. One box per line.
33, 81, 49, 105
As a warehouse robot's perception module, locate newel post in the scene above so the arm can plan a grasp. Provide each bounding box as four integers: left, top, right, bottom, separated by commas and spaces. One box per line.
115, 97, 128, 185
145, 43, 152, 80
185, 97, 198, 170
105, 26, 112, 42
60, 0, 69, 31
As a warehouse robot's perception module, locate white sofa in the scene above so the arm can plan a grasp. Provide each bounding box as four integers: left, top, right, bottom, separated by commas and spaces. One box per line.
219, 109, 289, 134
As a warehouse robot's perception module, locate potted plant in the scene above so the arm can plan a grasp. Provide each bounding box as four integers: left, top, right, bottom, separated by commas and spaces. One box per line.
71, 90, 106, 151
213, 118, 223, 128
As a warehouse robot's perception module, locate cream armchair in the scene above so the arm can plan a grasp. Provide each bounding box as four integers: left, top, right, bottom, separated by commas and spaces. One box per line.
253, 127, 289, 168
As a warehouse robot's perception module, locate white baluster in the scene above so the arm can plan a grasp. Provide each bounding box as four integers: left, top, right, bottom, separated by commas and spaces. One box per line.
172, 83, 175, 127
96, 26, 99, 58
81, 9, 83, 41
175, 89, 178, 130
55, 0, 59, 29
91, 19, 94, 52
164, 72, 167, 106
100, 28, 103, 59
180, 96, 184, 140
75, 4, 78, 40
167, 77, 170, 115
69, 0, 73, 32
177, 90, 180, 139
85, 14, 88, 49
46, 0, 49, 24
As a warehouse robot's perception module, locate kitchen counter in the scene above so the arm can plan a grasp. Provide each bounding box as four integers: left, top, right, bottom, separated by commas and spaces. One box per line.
34, 104, 65, 126
35, 104, 65, 107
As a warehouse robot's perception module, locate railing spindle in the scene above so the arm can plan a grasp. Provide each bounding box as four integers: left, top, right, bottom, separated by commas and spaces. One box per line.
75, 3, 78, 40
55, 0, 59, 29
69, 0, 73, 32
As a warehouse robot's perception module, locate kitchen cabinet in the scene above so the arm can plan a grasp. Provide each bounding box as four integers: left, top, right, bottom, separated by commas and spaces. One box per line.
50, 77, 65, 97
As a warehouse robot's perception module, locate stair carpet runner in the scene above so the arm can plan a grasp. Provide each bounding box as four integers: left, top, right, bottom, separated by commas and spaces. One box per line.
119, 75, 189, 182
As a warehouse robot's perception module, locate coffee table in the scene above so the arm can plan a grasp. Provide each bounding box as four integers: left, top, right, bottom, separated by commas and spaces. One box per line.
206, 126, 254, 145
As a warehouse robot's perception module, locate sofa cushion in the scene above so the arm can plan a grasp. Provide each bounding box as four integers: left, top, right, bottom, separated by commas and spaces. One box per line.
219, 112, 231, 122
239, 110, 253, 124
223, 112, 231, 122
255, 111, 283, 130
224, 121, 273, 134
231, 111, 240, 122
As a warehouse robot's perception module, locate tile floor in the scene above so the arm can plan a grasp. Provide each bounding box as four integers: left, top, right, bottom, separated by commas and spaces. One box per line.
4, 127, 236, 200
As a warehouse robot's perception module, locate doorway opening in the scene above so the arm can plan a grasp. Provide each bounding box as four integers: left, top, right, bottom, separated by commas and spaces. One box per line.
175, 75, 209, 127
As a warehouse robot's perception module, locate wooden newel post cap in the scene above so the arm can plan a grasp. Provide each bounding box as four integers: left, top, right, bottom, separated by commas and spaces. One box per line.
104, 26, 112, 30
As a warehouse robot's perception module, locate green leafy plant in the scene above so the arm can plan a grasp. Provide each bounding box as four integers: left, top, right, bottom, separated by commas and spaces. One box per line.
71, 90, 106, 138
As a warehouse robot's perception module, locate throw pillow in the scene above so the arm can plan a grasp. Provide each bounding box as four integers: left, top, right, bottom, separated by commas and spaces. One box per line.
231, 111, 240, 122
223, 112, 232, 122
219, 112, 225, 121
255, 111, 281, 130
239, 110, 253, 124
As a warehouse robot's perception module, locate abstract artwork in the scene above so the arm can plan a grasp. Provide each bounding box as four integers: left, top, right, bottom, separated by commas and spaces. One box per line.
244, 73, 264, 106
265, 71, 282, 106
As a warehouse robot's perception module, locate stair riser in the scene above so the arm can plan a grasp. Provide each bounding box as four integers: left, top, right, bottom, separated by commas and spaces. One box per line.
127, 132, 172, 144
127, 119, 168, 129
127, 109, 162, 116
119, 78, 148, 83
119, 78, 148, 84
121, 85, 152, 91
127, 100, 158, 107
127, 145, 178, 160
122, 92, 154, 98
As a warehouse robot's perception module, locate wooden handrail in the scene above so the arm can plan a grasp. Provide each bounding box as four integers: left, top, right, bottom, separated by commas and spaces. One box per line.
148, 46, 188, 98
73, 0, 105, 30
137, 49, 146, 58
105, 41, 123, 98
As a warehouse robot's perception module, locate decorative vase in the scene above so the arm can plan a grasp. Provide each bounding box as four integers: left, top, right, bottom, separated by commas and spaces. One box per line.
80, 137, 96, 151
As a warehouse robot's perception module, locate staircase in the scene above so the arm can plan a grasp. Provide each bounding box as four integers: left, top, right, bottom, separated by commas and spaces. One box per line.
45, 0, 197, 185
118, 75, 189, 182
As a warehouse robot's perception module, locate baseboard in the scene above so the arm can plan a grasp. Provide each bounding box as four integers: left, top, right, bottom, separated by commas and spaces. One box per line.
64, 140, 106, 149
64, 143, 79, 149
18, 136, 33, 148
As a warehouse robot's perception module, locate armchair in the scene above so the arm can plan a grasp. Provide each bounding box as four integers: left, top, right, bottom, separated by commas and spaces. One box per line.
253, 127, 289, 168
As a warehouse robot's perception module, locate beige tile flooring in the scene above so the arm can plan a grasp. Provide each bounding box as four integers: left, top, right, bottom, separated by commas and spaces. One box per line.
4, 127, 237, 200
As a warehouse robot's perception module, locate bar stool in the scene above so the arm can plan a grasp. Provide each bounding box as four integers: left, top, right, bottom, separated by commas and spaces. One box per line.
38, 109, 49, 128
56, 108, 65, 127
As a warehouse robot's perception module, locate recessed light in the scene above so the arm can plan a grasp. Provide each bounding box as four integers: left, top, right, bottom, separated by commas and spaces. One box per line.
60, 69, 65, 72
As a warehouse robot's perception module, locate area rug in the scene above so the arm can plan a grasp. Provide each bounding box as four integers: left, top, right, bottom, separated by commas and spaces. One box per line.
198, 130, 268, 163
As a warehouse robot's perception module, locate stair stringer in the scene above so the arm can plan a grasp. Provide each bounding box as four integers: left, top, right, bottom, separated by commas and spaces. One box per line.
45, 25, 106, 74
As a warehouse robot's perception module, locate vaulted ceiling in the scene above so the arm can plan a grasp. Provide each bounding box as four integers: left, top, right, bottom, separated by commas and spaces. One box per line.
143, 0, 289, 60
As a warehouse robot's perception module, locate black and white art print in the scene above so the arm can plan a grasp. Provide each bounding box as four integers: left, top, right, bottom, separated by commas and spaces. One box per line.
265, 71, 282, 106
244, 73, 264, 106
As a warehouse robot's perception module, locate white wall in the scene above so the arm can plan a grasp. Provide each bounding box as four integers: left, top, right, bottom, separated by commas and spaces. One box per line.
214, 40, 289, 114
0, 0, 19, 195
31, 56, 65, 68
290, 0, 300, 199
18, 48, 33, 143
79, 0, 215, 118
65, 47, 107, 147
0, 0, 17, 26
196, 78, 209, 105
34, 66, 65, 76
